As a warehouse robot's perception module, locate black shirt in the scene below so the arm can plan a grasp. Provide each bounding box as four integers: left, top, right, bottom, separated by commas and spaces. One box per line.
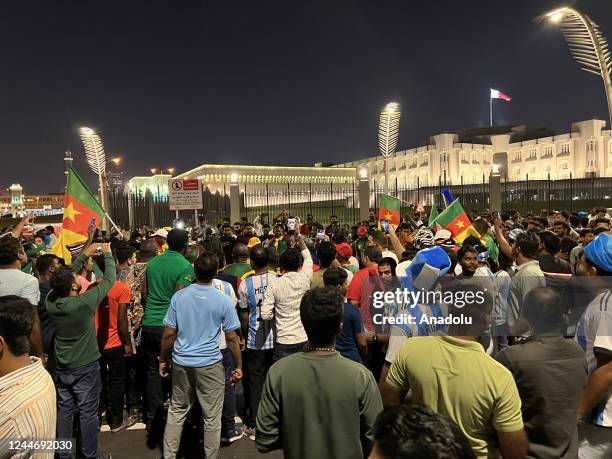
495, 335, 587, 459
559, 237, 578, 257
219, 235, 236, 265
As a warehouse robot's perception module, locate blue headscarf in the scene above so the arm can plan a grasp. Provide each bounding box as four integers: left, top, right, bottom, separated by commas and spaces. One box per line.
584, 232, 612, 272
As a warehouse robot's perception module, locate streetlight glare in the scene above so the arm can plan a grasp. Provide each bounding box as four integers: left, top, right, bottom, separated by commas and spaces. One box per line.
111, 157, 121, 165
384, 102, 399, 113
150, 168, 157, 175
167, 167, 175, 175
80, 127, 95, 136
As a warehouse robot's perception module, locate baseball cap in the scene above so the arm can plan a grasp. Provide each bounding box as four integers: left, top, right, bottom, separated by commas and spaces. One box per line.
247, 237, 262, 248
434, 229, 452, 241
153, 228, 168, 238
336, 242, 353, 259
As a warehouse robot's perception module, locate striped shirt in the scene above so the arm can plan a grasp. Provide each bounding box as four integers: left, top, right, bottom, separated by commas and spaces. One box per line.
576, 289, 612, 427
0, 357, 56, 459
238, 272, 278, 350
212, 278, 237, 350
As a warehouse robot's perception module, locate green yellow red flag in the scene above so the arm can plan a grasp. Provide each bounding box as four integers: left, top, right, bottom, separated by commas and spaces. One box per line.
431, 199, 480, 244
50, 165, 105, 263
377, 194, 401, 225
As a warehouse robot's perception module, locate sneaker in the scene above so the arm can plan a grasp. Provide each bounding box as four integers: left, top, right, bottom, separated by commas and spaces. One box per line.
244, 426, 256, 441
127, 407, 142, 425
110, 417, 137, 433
98, 452, 112, 459
221, 428, 244, 444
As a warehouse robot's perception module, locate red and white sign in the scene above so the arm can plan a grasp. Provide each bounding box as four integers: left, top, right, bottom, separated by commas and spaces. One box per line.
169, 179, 203, 210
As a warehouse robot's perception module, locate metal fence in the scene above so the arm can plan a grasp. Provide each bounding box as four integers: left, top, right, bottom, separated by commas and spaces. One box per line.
108, 175, 612, 230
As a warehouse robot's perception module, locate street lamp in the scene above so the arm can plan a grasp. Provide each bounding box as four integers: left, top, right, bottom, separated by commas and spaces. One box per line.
378, 102, 401, 194
546, 6, 612, 127
167, 167, 175, 176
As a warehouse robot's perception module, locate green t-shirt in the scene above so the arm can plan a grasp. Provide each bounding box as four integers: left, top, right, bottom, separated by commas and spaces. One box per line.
257, 352, 382, 459
143, 250, 194, 327
46, 252, 117, 369
387, 336, 524, 458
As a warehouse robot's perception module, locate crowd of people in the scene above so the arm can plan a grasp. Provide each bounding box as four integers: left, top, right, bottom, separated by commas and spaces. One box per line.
0, 205, 611, 459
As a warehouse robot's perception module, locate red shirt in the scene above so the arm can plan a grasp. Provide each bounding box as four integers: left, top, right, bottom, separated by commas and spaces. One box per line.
94, 281, 131, 350
346, 265, 382, 332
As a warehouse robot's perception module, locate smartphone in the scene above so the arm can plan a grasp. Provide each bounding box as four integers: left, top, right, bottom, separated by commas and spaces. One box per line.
316, 229, 325, 240
381, 219, 389, 232
90, 217, 96, 226
287, 218, 296, 231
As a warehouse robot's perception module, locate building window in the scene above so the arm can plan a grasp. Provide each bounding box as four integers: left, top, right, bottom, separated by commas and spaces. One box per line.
587, 140, 596, 153
512, 166, 521, 177
471, 152, 479, 164
527, 149, 537, 160
560, 143, 570, 155
513, 151, 522, 162
440, 151, 448, 164
461, 151, 468, 163
527, 165, 537, 177
420, 156, 429, 167
559, 161, 569, 170
543, 146, 553, 158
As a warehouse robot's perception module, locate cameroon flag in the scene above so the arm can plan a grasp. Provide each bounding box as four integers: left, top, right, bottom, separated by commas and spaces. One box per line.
378, 194, 401, 225
50, 166, 105, 263
428, 206, 442, 231
431, 199, 480, 244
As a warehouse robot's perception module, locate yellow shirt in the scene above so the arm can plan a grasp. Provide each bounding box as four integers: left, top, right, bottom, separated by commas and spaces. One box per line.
387, 336, 523, 458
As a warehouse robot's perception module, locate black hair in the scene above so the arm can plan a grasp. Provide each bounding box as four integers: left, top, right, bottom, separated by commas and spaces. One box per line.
579, 228, 595, 238
332, 233, 347, 244
265, 247, 279, 269
50, 266, 77, 300
371, 230, 388, 249
379, 257, 397, 276
569, 215, 580, 228
262, 223, 271, 230
591, 217, 611, 228
535, 216, 549, 229
372, 404, 475, 459
457, 245, 477, 261
194, 252, 218, 282
0, 237, 22, 266
538, 230, 560, 254
233, 243, 249, 261
222, 223, 232, 230
317, 241, 337, 269
514, 231, 541, 259
250, 245, 268, 270
115, 243, 137, 265
461, 235, 481, 247
523, 287, 566, 333
323, 267, 348, 288
364, 246, 383, 264
279, 248, 303, 272
0, 295, 34, 356
552, 220, 571, 232
45, 225, 55, 233
36, 254, 59, 275
167, 229, 189, 251
472, 218, 490, 234
300, 287, 343, 347
244, 222, 254, 228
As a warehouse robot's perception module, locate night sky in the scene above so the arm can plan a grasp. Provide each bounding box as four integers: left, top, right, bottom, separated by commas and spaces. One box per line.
1, 0, 611, 193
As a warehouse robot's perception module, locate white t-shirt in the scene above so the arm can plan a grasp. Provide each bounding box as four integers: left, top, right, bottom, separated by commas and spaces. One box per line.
0, 269, 40, 305
212, 279, 237, 350
576, 289, 612, 427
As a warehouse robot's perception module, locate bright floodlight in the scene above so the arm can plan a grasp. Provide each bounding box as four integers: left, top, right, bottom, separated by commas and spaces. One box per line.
359, 168, 368, 179
150, 168, 157, 175
111, 157, 121, 165
80, 127, 95, 136
167, 167, 175, 175
547, 10, 565, 23
230, 173, 238, 183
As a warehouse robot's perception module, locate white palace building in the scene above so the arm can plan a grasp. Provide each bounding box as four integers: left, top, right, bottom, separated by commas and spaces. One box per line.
335, 118, 612, 187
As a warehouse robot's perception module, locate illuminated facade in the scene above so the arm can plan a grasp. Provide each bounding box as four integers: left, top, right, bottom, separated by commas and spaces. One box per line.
335, 119, 612, 186
0, 186, 63, 217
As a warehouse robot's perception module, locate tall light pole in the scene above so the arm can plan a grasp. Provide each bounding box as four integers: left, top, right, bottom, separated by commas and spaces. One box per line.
546, 7, 612, 127
378, 102, 401, 194
80, 127, 108, 230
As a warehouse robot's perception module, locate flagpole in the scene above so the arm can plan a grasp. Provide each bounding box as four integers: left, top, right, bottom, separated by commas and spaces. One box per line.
489, 89, 493, 127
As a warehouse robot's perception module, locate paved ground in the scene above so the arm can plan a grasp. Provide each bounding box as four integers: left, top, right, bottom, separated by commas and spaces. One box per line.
99, 428, 283, 459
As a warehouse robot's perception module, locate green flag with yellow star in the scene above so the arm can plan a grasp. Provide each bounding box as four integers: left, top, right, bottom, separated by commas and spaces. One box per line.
50, 165, 105, 263
377, 194, 401, 225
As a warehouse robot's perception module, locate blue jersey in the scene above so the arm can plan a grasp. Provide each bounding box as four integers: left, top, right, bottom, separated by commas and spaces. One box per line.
238, 272, 278, 350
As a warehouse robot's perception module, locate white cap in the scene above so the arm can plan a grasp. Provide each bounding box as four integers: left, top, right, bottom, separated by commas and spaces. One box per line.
434, 229, 452, 240
153, 228, 168, 238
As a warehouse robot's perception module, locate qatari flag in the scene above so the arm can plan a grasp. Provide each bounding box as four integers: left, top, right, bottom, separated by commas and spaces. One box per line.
490, 88, 511, 102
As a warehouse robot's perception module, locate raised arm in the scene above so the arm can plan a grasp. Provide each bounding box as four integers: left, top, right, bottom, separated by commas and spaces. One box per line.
80, 244, 116, 310
10, 215, 33, 239
494, 216, 514, 260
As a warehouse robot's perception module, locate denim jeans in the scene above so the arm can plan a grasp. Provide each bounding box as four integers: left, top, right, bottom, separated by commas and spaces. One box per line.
56, 360, 101, 459
273, 342, 305, 363
221, 349, 236, 436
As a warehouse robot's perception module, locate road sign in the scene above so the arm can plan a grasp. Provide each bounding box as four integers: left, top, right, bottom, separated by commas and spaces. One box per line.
169, 179, 203, 210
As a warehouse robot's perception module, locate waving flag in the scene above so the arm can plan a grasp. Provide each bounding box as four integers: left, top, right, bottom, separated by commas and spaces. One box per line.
378, 194, 401, 225
50, 165, 104, 263
431, 199, 480, 245
490, 88, 512, 102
